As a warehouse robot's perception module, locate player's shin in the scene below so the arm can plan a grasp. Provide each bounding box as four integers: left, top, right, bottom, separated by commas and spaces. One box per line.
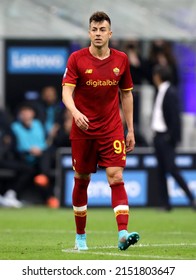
72, 177, 90, 234
110, 182, 129, 231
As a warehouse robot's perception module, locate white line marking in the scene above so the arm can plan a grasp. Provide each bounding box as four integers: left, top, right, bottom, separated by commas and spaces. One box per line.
62, 246, 195, 260
62, 243, 196, 260
62, 243, 196, 252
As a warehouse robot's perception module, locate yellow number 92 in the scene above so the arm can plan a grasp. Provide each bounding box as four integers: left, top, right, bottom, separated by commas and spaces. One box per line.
113, 140, 126, 154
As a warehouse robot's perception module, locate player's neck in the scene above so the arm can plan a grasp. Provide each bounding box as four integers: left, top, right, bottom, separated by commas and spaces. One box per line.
89, 45, 110, 60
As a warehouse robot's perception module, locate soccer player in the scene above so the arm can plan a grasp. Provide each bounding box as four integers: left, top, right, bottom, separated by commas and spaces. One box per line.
62, 11, 140, 251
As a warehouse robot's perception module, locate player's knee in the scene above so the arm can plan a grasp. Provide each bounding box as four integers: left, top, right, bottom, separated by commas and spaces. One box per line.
75, 172, 91, 180
107, 170, 123, 185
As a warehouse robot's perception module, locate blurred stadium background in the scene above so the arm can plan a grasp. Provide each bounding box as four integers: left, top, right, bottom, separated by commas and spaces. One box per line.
0, 0, 196, 208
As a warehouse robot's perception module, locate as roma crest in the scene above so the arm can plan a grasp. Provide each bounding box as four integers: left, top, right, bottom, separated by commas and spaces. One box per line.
113, 67, 120, 76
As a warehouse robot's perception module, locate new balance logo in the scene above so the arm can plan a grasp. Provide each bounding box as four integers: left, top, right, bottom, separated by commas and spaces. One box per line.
85, 69, 93, 74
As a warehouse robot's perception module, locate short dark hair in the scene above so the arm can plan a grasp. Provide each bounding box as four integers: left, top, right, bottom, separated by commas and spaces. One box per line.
89, 11, 111, 27
152, 64, 173, 82
17, 102, 37, 115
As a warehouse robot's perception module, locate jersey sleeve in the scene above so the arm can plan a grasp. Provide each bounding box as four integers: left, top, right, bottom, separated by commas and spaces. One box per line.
119, 55, 133, 91
62, 52, 78, 87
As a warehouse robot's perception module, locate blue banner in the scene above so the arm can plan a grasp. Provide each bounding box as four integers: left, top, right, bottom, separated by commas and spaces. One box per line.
64, 170, 148, 207
59, 152, 196, 207
169, 171, 196, 205
7, 47, 68, 74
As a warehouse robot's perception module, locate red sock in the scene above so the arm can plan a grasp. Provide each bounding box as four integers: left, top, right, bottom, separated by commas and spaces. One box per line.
110, 182, 129, 231
72, 177, 90, 234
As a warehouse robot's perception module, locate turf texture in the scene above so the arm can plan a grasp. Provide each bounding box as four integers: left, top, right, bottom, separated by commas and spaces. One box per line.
0, 207, 195, 260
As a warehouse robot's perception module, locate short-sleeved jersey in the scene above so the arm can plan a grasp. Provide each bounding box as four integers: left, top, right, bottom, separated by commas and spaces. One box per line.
62, 47, 133, 139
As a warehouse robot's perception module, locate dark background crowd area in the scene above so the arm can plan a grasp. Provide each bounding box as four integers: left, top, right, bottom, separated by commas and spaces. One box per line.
0, 85, 72, 208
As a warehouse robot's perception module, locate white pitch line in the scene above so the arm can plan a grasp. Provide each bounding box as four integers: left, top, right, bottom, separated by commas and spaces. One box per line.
138, 243, 196, 247
62, 248, 136, 258
62, 243, 196, 252
81, 252, 185, 260
62, 243, 196, 259
61, 248, 194, 260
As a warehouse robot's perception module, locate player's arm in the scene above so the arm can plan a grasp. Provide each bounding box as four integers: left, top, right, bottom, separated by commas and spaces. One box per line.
62, 85, 89, 131
120, 89, 135, 152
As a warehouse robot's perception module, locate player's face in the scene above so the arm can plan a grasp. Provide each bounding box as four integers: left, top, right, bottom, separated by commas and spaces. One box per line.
89, 20, 112, 48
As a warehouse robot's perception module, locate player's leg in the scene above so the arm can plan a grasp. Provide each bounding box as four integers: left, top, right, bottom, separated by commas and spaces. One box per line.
73, 172, 90, 251
71, 139, 97, 250
98, 137, 140, 250
106, 166, 140, 250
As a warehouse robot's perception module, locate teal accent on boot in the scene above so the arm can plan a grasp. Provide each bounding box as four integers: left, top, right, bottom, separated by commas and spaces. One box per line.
118, 230, 140, 251
75, 233, 88, 251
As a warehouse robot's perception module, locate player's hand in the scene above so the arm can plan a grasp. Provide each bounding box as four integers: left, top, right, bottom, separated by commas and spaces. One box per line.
73, 110, 89, 130
125, 131, 135, 153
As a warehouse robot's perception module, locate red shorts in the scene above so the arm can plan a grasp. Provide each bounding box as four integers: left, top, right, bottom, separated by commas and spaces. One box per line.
71, 137, 126, 174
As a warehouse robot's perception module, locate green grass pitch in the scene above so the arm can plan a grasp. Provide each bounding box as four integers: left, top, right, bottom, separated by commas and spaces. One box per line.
0, 207, 195, 260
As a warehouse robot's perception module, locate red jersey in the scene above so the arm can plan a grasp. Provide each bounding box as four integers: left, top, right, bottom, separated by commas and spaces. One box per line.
62, 47, 133, 139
